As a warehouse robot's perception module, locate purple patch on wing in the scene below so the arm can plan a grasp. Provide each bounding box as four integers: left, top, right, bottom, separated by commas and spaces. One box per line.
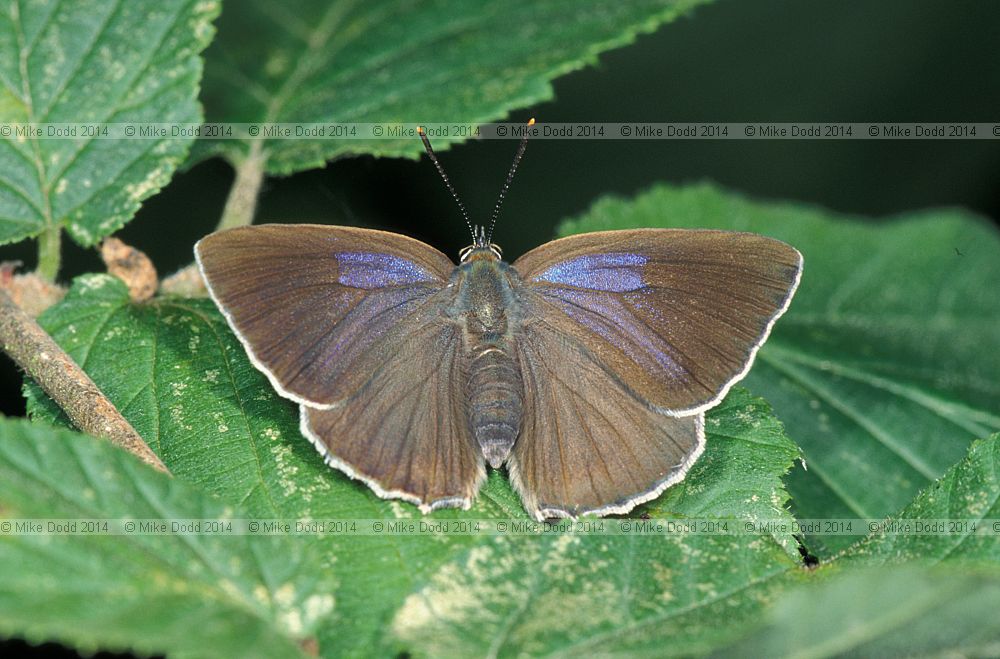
542, 286, 687, 380
533, 253, 647, 292
318, 286, 433, 370
336, 252, 437, 289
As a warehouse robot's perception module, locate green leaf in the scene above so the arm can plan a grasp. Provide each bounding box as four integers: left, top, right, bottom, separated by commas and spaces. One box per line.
0, 416, 335, 659
26, 273, 803, 656
558, 183, 1000, 554
720, 435, 1000, 658
0, 0, 219, 246
388, 533, 801, 658
402, 434, 1000, 657
718, 564, 1000, 659
193, 0, 710, 174
843, 434, 1000, 564
643, 389, 803, 554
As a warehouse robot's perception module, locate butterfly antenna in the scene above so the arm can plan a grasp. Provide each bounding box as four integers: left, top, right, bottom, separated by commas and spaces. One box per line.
486, 117, 534, 244
418, 126, 476, 244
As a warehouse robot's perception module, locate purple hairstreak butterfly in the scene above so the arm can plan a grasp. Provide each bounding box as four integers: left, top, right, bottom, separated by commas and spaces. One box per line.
195, 120, 802, 521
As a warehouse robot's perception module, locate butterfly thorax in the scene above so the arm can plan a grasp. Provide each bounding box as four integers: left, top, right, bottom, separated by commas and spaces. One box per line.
451, 253, 525, 469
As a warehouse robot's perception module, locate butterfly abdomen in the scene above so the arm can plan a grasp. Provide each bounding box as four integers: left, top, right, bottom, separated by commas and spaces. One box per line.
467, 345, 523, 468
456, 258, 525, 468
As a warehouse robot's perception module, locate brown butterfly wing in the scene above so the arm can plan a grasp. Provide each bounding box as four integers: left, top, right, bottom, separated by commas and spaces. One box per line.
195, 224, 456, 407
512, 229, 802, 415
508, 313, 705, 520
301, 305, 485, 510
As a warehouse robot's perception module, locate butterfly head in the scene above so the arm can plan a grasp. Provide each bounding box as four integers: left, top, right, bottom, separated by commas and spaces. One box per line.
459, 225, 503, 262
419, 119, 533, 263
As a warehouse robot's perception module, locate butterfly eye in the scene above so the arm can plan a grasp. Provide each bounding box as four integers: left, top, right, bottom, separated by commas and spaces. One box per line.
489, 243, 503, 259
459, 244, 475, 262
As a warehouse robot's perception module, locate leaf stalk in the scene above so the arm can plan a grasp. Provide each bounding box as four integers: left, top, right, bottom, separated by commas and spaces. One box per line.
36, 225, 61, 282
216, 142, 266, 231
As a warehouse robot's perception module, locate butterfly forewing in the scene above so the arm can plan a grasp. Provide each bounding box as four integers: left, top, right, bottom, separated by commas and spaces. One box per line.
195, 225, 455, 408
198, 224, 486, 509
512, 229, 802, 416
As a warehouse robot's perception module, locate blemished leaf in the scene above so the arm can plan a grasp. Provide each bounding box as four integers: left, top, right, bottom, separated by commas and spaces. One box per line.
193, 0, 711, 174
26, 274, 803, 657
388, 533, 801, 657
0, 0, 219, 246
558, 183, 1000, 555
0, 416, 335, 659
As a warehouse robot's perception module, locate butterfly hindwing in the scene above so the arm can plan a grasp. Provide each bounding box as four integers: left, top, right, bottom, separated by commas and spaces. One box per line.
509, 313, 705, 520
301, 306, 486, 510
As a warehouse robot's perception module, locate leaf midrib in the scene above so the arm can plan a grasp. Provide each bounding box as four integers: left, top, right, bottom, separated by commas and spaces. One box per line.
764, 342, 1000, 432
759, 350, 941, 481
10, 0, 55, 232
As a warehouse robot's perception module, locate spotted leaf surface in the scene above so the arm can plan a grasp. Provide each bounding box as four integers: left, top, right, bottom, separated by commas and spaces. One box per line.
0, 0, 218, 246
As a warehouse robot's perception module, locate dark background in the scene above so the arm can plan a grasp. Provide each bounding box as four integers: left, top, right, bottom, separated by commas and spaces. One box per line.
2, 0, 999, 420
